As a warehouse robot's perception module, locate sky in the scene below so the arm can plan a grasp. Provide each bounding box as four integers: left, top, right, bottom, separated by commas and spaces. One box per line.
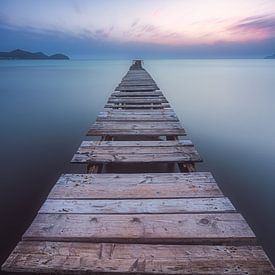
0, 0, 275, 59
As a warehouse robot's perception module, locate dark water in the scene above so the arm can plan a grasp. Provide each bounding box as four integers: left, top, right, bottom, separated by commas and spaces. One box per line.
0, 60, 274, 272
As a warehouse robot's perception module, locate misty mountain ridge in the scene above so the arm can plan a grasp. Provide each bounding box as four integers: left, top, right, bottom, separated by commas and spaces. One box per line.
0, 49, 69, 60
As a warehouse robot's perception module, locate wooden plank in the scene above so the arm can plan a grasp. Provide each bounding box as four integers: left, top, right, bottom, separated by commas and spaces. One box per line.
39, 197, 236, 214
108, 97, 168, 104
117, 84, 159, 89
111, 91, 163, 97
88, 126, 183, 133
100, 112, 177, 117
87, 129, 184, 136
87, 121, 184, 136
79, 140, 193, 147
22, 213, 256, 245
87, 130, 184, 136
121, 78, 154, 82
90, 121, 183, 130
115, 86, 159, 91
4, 242, 274, 274
77, 145, 194, 154
48, 172, 224, 199
122, 75, 153, 79
97, 113, 179, 122
72, 151, 202, 163
118, 81, 157, 85
101, 109, 176, 115
71, 140, 201, 163
117, 82, 157, 85
123, 74, 152, 77
104, 104, 170, 109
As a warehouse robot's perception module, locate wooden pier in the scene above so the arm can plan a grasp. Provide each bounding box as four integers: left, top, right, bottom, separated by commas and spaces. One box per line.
2, 60, 275, 274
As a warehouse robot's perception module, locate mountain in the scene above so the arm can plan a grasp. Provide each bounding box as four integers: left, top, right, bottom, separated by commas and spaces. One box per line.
264, 53, 275, 59
0, 49, 69, 60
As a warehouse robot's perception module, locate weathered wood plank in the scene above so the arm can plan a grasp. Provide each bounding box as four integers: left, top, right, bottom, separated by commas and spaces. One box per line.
108, 97, 168, 104
87, 121, 185, 136
22, 213, 256, 245
72, 152, 202, 163
3, 241, 274, 274
118, 81, 157, 85
71, 140, 201, 163
117, 82, 157, 85
104, 103, 170, 109
87, 130, 184, 136
122, 76, 154, 80
80, 140, 193, 147
90, 121, 183, 130
48, 172, 224, 199
116, 85, 159, 90
87, 129, 184, 136
39, 197, 236, 214
77, 145, 194, 155
101, 109, 176, 115
111, 91, 163, 97
97, 113, 179, 121
115, 86, 159, 91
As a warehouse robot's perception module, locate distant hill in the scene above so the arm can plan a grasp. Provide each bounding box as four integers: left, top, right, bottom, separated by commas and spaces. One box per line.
264, 53, 275, 59
0, 49, 69, 60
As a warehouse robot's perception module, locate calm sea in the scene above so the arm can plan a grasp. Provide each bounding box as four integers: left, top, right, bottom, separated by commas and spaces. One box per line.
0, 59, 274, 270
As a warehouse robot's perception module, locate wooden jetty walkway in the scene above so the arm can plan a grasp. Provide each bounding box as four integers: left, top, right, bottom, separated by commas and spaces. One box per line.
2, 60, 275, 274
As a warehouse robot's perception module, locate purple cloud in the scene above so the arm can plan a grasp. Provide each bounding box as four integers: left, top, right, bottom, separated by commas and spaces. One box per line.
229, 14, 275, 37
131, 18, 140, 28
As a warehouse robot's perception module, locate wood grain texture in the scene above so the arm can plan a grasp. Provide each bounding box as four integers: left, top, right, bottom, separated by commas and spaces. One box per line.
115, 86, 159, 91
22, 213, 256, 245
117, 81, 157, 86
71, 140, 201, 163
104, 103, 170, 109
97, 113, 179, 121
111, 91, 163, 97
79, 140, 193, 147
100, 110, 176, 115
72, 152, 201, 163
103, 108, 174, 113
87, 129, 184, 136
107, 97, 168, 104
39, 197, 235, 214
90, 121, 183, 129
87, 121, 185, 136
48, 172, 224, 199
3, 241, 275, 274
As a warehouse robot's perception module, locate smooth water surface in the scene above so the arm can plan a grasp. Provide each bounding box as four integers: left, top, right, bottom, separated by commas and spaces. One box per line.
0, 59, 274, 271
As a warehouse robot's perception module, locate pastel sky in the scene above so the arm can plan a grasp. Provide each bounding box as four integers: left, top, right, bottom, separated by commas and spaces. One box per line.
0, 0, 275, 58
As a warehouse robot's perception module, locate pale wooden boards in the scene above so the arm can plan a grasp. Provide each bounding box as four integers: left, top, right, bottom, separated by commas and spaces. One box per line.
71, 140, 201, 164
4, 242, 274, 274
39, 198, 235, 214
101, 109, 176, 115
48, 172, 224, 199
42, 172, 232, 214
104, 103, 170, 109
116, 86, 159, 91
87, 121, 185, 136
108, 97, 168, 104
3, 172, 275, 273
97, 111, 179, 121
23, 213, 255, 245
111, 91, 163, 97
116, 68, 159, 91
